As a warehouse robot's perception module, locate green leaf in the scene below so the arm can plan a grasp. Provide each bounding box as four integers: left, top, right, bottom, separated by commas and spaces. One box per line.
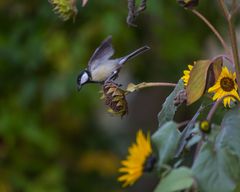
234, 182, 240, 192
175, 105, 204, 157
157, 80, 184, 127
186, 134, 201, 149
186, 123, 220, 150
154, 167, 194, 192
152, 121, 181, 170
192, 107, 240, 192
218, 107, 240, 157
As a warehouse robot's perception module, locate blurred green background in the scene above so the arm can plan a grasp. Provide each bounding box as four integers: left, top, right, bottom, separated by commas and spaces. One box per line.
0, 0, 225, 191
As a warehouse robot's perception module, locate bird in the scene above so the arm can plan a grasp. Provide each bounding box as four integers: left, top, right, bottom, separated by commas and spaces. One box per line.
76, 36, 150, 90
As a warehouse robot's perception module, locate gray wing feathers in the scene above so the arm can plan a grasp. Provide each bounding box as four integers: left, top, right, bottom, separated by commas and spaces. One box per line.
88, 36, 115, 71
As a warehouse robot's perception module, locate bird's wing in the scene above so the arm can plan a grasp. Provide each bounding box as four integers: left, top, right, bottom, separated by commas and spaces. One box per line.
88, 36, 115, 71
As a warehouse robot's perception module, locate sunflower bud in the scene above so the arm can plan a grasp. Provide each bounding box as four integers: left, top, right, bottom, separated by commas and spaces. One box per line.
177, 0, 199, 9
199, 120, 211, 134
101, 82, 128, 117
49, 0, 78, 21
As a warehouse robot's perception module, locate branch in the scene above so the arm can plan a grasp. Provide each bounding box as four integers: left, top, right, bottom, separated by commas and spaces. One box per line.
126, 82, 176, 94
127, 0, 147, 27
218, 0, 240, 95
191, 9, 230, 56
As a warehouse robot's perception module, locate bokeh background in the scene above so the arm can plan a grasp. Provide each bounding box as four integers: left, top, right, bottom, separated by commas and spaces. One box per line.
0, 0, 225, 191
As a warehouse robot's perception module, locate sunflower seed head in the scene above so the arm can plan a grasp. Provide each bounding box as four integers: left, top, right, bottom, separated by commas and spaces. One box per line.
101, 82, 128, 117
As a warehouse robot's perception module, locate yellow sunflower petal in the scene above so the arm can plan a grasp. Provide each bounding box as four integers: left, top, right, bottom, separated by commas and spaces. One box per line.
188, 65, 193, 70
181, 64, 194, 86
118, 130, 153, 187
208, 66, 240, 108
208, 83, 220, 93
223, 98, 228, 107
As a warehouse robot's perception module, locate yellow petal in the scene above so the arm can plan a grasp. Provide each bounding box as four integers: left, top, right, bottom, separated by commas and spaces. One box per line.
118, 129, 153, 187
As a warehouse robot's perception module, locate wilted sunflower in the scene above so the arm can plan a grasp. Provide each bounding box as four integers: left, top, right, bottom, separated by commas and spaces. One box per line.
118, 130, 155, 187
208, 66, 240, 107
101, 82, 128, 117
181, 64, 193, 86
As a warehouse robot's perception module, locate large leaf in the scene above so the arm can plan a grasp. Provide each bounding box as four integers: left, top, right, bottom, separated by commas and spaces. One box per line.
192, 107, 240, 192
186, 58, 222, 105
234, 182, 240, 192
152, 121, 181, 170
157, 80, 184, 127
217, 107, 240, 157
154, 167, 194, 192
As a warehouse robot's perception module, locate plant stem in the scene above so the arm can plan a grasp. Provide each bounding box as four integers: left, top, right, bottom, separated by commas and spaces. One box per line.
191, 9, 230, 56
206, 100, 221, 121
194, 140, 203, 161
218, 0, 240, 95
133, 82, 176, 88
207, 94, 239, 121
228, 19, 240, 95
194, 94, 239, 161
218, 0, 229, 20
211, 54, 233, 64
231, 0, 237, 12
126, 82, 176, 94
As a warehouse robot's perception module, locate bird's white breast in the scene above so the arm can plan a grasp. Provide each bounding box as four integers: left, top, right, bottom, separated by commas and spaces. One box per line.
91, 61, 117, 82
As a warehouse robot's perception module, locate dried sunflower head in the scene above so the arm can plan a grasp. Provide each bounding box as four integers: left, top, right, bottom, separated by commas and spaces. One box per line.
49, 0, 78, 21
101, 82, 128, 117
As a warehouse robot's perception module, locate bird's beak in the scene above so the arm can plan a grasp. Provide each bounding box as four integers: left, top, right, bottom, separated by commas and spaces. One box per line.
77, 84, 82, 91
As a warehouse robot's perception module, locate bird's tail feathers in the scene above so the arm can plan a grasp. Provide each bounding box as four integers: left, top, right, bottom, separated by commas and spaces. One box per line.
119, 46, 150, 65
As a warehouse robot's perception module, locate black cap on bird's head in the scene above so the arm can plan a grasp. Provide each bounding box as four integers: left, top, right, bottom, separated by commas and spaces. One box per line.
77, 69, 91, 91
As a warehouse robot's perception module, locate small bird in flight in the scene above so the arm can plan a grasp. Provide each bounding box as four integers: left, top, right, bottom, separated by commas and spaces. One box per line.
77, 36, 150, 90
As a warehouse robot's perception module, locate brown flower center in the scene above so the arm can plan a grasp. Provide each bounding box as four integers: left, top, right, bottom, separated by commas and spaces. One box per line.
220, 77, 234, 92
143, 155, 156, 172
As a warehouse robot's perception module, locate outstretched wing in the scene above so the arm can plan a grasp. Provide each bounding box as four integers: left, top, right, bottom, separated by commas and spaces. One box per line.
88, 36, 115, 71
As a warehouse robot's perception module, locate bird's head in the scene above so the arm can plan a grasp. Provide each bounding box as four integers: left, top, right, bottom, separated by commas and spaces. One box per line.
77, 69, 91, 91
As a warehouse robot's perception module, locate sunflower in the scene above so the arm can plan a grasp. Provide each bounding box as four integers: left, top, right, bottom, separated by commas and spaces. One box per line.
118, 130, 155, 187
208, 66, 240, 107
101, 82, 128, 117
181, 64, 193, 86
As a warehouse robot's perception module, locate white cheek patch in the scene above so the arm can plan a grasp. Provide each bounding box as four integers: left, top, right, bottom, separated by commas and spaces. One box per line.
81, 72, 89, 84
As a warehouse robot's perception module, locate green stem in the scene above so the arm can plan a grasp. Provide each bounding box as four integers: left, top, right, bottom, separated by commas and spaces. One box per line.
218, 0, 240, 95
191, 9, 231, 56
231, 0, 237, 11
218, 0, 229, 19
125, 82, 176, 94
228, 20, 240, 94
207, 94, 240, 122
206, 100, 222, 121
